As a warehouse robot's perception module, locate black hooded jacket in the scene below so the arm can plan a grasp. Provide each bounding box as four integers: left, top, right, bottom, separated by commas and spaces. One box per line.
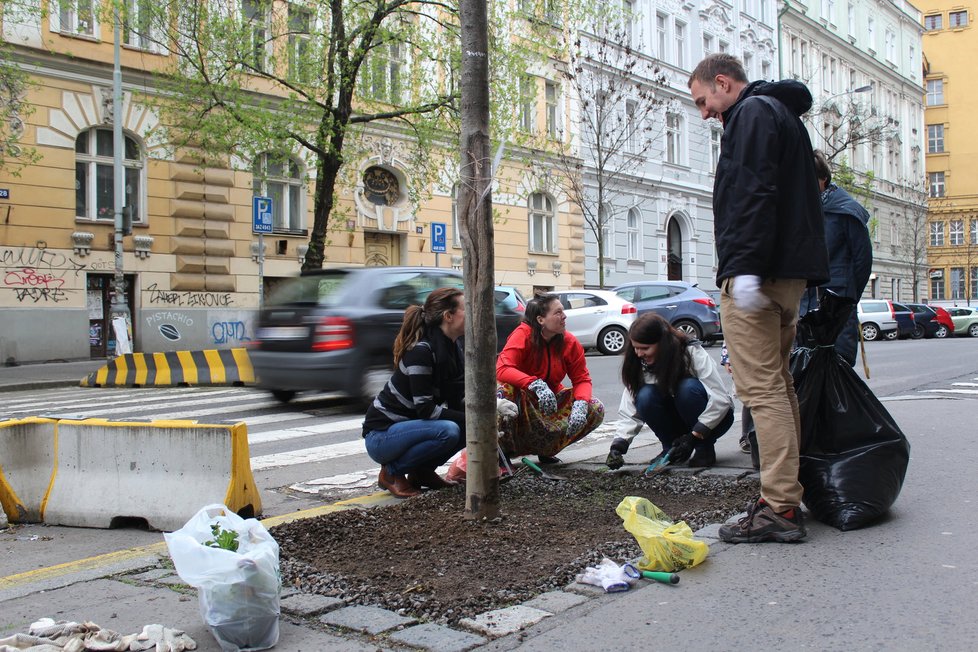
713, 80, 829, 286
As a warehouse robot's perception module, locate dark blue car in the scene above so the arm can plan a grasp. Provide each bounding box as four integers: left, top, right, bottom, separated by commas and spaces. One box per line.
886, 302, 917, 340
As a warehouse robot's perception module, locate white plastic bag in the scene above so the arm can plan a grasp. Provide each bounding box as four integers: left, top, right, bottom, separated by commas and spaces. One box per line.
164, 504, 280, 652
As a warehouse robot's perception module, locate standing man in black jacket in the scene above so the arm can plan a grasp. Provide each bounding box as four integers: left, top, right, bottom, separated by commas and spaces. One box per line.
688, 54, 829, 543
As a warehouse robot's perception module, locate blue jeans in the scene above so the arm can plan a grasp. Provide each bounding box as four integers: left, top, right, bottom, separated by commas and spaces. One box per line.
364, 420, 463, 476
634, 378, 733, 451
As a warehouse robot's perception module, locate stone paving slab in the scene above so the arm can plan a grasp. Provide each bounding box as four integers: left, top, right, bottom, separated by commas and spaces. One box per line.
522, 590, 588, 614
158, 575, 188, 586
458, 605, 552, 638
280, 593, 346, 616
694, 523, 723, 540
388, 623, 487, 652
319, 605, 417, 635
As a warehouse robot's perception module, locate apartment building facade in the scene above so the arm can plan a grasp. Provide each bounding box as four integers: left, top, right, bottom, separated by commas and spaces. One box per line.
0, 1, 583, 363
578, 0, 781, 291
917, 1, 977, 307
781, 0, 927, 302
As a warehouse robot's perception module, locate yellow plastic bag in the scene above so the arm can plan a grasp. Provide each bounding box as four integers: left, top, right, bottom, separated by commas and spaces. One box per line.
616, 496, 709, 572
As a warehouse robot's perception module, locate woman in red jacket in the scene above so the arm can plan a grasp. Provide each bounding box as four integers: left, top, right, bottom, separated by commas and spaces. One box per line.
496, 294, 605, 463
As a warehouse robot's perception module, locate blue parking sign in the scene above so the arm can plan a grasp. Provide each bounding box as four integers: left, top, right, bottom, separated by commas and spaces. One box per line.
431, 222, 447, 253
253, 196, 273, 233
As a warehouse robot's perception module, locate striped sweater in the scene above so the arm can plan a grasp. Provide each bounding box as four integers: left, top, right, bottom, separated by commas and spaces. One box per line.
361, 327, 465, 436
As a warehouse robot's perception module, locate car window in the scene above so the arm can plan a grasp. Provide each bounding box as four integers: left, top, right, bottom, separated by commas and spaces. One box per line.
861, 301, 888, 312
614, 288, 635, 302
564, 293, 605, 310
266, 271, 350, 307
634, 285, 671, 302
891, 303, 910, 312
376, 271, 463, 309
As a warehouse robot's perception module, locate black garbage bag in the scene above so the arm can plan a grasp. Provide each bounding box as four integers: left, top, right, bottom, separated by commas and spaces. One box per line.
790, 291, 910, 531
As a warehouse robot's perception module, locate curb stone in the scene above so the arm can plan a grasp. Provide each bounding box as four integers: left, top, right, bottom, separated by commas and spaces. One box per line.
522, 591, 588, 614
389, 623, 487, 652
319, 605, 418, 635
280, 593, 346, 616
458, 605, 552, 638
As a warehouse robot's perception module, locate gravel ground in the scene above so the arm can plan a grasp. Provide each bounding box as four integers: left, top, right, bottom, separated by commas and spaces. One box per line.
271, 468, 759, 625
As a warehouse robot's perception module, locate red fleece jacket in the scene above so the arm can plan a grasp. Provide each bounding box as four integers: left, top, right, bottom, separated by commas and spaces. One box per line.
496, 323, 593, 401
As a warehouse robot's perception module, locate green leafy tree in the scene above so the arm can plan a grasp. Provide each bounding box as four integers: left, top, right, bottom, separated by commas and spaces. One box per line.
0, 0, 41, 174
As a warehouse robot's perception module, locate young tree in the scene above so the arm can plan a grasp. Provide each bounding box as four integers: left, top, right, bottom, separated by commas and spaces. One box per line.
892, 179, 929, 303
807, 94, 897, 164
457, 0, 499, 520
552, 16, 665, 288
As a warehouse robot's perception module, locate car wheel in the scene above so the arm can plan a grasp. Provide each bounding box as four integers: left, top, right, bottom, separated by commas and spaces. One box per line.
861, 323, 880, 341
934, 325, 949, 339
359, 365, 392, 407
911, 324, 925, 340
596, 326, 627, 355
970, 323, 978, 338
271, 389, 296, 403
884, 329, 898, 340
673, 320, 702, 340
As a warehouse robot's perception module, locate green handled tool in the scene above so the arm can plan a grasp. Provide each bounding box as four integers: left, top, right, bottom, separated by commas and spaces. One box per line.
641, 570, 680, 585
642, 451, 671, 477
521, 457, 567, 481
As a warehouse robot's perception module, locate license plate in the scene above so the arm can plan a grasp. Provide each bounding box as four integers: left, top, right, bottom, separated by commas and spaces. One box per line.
258, 326, 308, 340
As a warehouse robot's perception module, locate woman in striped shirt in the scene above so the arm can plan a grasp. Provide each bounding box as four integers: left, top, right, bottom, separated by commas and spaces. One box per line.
362, 287, 467, 498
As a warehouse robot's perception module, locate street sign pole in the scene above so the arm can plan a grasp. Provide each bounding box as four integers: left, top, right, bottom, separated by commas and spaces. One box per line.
253, 196, 273, 310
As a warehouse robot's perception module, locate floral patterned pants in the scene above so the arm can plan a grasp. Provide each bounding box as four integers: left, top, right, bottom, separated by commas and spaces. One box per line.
496, 383, 604, 457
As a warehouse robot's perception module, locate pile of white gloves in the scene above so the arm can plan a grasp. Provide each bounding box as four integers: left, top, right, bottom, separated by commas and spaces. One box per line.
0, 619, 196, 652
575, 558, 636, 594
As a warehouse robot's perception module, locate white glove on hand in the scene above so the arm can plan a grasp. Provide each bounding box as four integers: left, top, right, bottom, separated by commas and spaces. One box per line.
575, 558, 633, 593
527, 379, 558, 415
496, 397, 519, 420
566, 399, 589, 437
731, 275, 771, 313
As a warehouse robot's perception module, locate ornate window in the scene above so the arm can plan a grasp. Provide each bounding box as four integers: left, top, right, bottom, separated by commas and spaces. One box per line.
253, 154, 304, 232
930, 221, 945, 247
950, 219, 964, 246
74, 128, 144, 225
528, 192, 556, 253
362, 166, 401, 206
627, 208, 641, 260
666, 112, 683, 165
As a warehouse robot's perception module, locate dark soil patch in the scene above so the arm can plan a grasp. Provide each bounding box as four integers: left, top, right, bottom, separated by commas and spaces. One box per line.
272, 469, 758, 625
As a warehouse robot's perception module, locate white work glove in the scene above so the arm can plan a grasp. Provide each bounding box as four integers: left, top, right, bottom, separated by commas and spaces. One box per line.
730, 275, 771, 313
575, 558, 634, 593
566, 399, 589, 438
496, 397, 518, 420
527, 379, 557, 415
129, 624, 197, 652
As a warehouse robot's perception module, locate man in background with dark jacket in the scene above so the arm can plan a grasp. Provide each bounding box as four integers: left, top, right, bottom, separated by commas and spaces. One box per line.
688, 54, 828, 544
799, 150, 873, 366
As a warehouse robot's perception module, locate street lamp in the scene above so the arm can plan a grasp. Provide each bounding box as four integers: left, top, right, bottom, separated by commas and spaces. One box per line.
111, 10, 131, 354
822, 84, 873, 103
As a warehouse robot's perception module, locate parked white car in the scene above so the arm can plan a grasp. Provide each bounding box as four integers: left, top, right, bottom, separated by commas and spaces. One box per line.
554, 289, 637, 355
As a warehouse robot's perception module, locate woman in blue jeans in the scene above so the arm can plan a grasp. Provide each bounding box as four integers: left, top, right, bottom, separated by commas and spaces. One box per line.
605, 313, 734, 470
362, 287, 467, 498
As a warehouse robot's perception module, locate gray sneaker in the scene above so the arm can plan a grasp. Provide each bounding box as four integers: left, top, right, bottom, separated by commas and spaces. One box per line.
718, 498, 806, 543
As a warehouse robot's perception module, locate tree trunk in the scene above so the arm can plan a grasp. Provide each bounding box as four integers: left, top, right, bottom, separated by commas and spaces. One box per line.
459, 0, 499, 520
304, 112, 346, 271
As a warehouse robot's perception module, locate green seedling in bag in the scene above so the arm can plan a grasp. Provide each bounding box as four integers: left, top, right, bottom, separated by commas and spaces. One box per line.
203, 522, 240, 552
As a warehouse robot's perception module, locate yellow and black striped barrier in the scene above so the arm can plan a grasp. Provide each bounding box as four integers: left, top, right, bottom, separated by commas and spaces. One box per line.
80, 348, 255, 387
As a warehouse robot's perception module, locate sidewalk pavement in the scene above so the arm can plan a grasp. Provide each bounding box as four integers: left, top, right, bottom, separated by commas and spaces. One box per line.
2, 363, 977, 650
0, 359, 105, 391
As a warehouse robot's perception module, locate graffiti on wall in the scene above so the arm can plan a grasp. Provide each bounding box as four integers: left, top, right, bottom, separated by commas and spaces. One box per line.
211, 320, 250, 344
1, 245, 86, 303
146, 283, 233, 308
145, 311, 195, 342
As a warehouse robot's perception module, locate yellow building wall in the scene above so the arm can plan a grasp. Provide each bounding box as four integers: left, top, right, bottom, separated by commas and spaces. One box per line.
919, 1, 978, 304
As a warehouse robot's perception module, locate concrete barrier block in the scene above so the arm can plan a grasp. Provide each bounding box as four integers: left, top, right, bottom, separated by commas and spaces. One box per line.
0, 418, 57, 523
81, 349, 255, 388
42, 419, 261, 531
